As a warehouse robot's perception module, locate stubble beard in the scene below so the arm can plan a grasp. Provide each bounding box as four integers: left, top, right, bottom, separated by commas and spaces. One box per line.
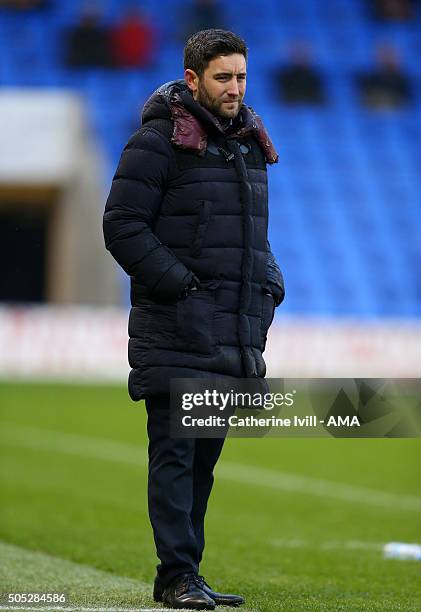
196, 80, 242, 119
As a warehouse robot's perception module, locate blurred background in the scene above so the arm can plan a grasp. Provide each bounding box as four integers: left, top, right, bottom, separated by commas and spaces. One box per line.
0, 3, 420, 610
0, 0, 420, 380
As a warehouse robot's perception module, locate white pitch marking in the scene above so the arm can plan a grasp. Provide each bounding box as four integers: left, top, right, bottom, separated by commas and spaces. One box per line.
0, 541, 255, 612
1, 422, 421, 512
217, 460, 421, 512
0, 423, 147, 467
0, 608, 168, 611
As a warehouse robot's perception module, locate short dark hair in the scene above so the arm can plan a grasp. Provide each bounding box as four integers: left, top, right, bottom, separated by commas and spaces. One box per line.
184, 29, 248, 76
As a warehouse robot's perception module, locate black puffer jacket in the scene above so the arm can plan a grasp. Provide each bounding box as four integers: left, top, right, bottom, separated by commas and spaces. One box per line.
103, 80, 284, 400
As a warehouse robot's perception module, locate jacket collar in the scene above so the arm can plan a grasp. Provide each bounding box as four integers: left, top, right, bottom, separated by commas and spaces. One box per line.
169, 88, 278, 164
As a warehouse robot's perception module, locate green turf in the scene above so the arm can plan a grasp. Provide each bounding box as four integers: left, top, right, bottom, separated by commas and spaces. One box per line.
0, 382, 420, 611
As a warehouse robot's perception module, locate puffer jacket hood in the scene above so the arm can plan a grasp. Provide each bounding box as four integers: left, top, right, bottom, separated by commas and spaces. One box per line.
141, 79, 181, 123
141, 79, 279, 164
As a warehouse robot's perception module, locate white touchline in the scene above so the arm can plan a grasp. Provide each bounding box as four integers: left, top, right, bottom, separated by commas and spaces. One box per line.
0, 608, 167, 611
1, 422, 421, 512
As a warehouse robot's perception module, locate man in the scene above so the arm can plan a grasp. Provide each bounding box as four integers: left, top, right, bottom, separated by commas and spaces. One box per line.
356, 43, 411, 109
65, 6, 111, 68
276, 41, 326, 105
110, 7, 155, 68
103, 29, 284, 610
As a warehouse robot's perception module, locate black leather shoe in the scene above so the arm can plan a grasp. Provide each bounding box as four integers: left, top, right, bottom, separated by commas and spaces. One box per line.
153, 575, 163, 602
195, 575, 245, 607
161, 573, 215, 610
155, 574, 244, 608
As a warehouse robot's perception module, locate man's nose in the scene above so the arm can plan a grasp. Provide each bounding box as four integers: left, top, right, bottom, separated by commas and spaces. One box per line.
227, 79, 240, 96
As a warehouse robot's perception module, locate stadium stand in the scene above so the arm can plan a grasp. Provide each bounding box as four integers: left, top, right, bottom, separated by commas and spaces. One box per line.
0, 0, 420, 317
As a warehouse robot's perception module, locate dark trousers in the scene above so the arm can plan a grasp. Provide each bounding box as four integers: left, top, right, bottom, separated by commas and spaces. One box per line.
145, 395, 226, 587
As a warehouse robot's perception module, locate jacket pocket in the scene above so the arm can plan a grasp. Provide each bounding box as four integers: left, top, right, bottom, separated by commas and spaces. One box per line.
190, 200, 212, 257
260, 288, 275, 352
129, 303, 177, 349
176, 279, 222, 354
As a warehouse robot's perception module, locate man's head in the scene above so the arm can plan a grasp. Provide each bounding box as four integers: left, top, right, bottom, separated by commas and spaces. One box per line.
184, 29, 248, 119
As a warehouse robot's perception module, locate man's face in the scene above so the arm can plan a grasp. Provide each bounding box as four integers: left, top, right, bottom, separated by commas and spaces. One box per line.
187, 53, 247, 119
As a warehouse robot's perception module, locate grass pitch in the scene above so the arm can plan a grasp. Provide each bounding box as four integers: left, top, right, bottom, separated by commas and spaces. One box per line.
0, 382, 420, 611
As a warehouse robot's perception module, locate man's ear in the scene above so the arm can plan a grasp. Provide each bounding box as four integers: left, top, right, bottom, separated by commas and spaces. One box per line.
184, 69, 199, 94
